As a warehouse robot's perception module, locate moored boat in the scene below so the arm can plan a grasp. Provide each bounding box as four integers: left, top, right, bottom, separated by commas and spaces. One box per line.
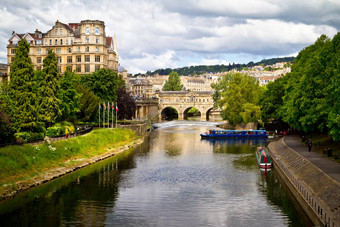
200, 129, 267, 138
256, 147, 272, 169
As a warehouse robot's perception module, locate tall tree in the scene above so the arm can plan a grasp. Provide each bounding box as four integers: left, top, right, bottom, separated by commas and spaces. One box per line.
57, 69, 81, 121
36, 49, 61, 127
162, 71, 183, 91
212, 72, 263, 125
117, 87, 136, 120
75, 85, 100, 122
80, 68, 124, 101
8, 39, 41, 132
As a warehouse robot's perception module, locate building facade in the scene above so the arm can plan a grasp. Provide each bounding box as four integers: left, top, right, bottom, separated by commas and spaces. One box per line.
7, 20, 119, 75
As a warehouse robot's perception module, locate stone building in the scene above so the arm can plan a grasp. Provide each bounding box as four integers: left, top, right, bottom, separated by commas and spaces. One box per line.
128, 78, 153, 99
0, 63, 8, 83
7, 20, 119, 75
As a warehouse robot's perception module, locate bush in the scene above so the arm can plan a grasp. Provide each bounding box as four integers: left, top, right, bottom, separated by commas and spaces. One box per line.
46, 121, 75, 137
14, 131, 44, 142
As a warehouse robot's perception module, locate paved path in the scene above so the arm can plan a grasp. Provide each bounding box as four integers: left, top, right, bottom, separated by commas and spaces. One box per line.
284, 135, 340, 184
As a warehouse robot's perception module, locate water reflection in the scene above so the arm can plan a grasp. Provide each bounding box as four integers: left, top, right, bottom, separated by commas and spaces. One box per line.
0, 121, 311, 226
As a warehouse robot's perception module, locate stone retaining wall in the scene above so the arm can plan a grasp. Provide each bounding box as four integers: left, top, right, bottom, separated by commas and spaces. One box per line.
268, 138, 340, 227
117, 122, 149, 136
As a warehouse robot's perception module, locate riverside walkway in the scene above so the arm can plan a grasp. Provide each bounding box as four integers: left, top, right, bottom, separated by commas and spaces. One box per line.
284, 135, 340, 184
268, 135, 340, 227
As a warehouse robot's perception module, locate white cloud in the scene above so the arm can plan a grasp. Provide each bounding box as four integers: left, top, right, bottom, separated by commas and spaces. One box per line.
0, 0, 339, 74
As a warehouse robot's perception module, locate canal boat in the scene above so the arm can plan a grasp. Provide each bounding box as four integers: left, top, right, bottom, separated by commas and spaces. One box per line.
200, 129, 267, 138
256, 147, 272, 169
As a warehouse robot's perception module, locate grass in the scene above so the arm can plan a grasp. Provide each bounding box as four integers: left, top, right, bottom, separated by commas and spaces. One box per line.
0, 128, 138, 192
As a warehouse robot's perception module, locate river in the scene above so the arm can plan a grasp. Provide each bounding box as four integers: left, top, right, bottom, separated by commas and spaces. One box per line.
0, 120, 312, 226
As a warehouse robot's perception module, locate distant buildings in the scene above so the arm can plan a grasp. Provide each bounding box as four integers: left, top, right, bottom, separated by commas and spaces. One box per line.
7, 20, 119, 75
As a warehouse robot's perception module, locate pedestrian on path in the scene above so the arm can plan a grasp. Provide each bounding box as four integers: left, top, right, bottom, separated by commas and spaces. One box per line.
307, 139, 313, 152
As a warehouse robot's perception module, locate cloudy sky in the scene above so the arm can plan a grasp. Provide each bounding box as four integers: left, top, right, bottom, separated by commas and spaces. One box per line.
0, 0, 339, 74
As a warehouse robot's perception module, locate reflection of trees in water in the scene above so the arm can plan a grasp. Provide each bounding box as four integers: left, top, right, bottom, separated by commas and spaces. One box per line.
232, 153, 257, 170
0, 144, 141, 226
257, 170, 313, 227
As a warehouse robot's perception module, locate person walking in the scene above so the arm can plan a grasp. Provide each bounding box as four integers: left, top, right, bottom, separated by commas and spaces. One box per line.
307, 139, 313, 152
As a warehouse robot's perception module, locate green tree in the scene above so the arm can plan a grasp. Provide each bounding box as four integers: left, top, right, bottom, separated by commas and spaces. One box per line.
162, 71, 183, 91
57, 69, 81, 121
258, 77, 286, 123
36, 49, 61, 127
80, 68, 124, 101
75, 85, 101, 122
8, 39, 41, 132
212, 72, 263, 125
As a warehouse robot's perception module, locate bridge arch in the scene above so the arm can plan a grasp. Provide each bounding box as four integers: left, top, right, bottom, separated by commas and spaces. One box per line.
160, 106, 180, 120
157, 91, 217, 121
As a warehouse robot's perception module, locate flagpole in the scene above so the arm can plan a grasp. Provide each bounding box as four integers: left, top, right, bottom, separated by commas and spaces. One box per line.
107, 102, 110, 128
99, 103, 100, 128
115, 102, 118, 128
112, 102, 113, 128
103, 102, 105, 128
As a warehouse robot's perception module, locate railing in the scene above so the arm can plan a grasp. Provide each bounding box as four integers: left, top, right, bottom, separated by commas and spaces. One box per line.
268, 141, 339, 227
0, 127, 93, 148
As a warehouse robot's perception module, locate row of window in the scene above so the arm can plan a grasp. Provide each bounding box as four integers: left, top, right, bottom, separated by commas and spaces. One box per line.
36, 65, 101, 73
55, 27, 100, 36
35, 55, 101, 64
10, 46, 102, 55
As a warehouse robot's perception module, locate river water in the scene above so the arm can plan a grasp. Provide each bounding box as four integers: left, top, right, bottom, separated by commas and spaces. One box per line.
0, 120, 312, 226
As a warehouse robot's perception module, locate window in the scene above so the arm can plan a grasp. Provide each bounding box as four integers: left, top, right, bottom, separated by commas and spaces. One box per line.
56, 48, 61, 53
46, 49, 49, 54
76, 55, 81, 62
77, 47, 80, 52
37, 66, 41, 70
12, 40, 18, 45
57, 57, 62, 63
86, 27, 90, 35
45, 39, 47, 45
50, 39, 52, 45
71, 39, 73, 44
85, 46, 89, 52
58, 66, 61, 73
85, 55, 90, 62
67, 48, 72, 53
55, 39, 57, 45
60, 28, 62, 36
85, 65, 90, 72
36, 40, 42, 45
95, 65, 100, 72
60, 39, 63, 45
95, 55, 100, 62
95, 27, 99, 35
67, 56, 72, 63
55, 29, 58, 36
76, 65, 81, 73
11, 49, 16, 54
37, 48, 41, 54
96, 37, 99, 44
11, 57, 14, 63
96, 47, 99, 52
86, 37, 89, 43
37, 57, 42, 63
66, 39, 68, 45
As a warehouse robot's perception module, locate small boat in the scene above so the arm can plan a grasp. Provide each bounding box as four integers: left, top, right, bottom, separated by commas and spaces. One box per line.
200, 129, 267, 138
256, 147, 272, 169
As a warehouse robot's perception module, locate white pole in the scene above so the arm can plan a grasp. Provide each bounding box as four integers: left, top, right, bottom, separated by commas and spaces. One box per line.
112, 102, 113, 128
103, 102, 105, 128
115, 102, 118, 128
99, 103, 100, 128
107, 102, 110, 128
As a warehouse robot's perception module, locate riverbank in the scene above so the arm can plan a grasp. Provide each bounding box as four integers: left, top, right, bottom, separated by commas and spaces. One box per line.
267, 136, 340, 227
0, 128, 146, 200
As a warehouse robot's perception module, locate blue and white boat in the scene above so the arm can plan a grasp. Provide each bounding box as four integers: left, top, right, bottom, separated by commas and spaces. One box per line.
200, 129, 267, 138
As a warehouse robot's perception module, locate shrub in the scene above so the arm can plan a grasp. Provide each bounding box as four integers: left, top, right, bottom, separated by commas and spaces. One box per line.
14, 131, 44, 142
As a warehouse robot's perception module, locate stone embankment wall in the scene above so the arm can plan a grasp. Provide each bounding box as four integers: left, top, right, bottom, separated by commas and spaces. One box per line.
268, 138, 340, 227
117, 122, 149, 136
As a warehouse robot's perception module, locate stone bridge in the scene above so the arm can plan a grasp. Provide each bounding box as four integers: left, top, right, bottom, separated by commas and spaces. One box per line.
158, 91, 215, 120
